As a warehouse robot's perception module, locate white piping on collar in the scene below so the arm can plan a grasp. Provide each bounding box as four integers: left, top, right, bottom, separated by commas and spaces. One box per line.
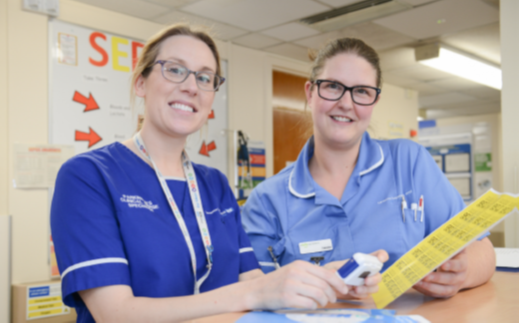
359, 143, 384, 177
288, 168, 315, 199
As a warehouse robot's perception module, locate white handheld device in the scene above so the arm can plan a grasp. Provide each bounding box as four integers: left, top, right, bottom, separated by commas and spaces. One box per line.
336, 253, 383, 286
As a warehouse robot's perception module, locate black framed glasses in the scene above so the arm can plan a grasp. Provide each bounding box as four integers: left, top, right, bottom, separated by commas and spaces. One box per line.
154, 60, 225, 92
314, 79, 381, 106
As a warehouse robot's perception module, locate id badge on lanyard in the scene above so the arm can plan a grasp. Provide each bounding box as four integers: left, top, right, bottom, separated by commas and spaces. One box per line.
133, 133, 213, 294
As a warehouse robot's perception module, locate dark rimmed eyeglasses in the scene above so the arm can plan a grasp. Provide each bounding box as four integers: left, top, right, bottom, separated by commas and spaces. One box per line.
153, 60, 225, 92
313, 79, 381, 106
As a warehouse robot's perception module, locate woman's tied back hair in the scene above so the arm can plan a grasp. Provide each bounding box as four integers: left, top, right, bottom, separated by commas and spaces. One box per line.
131, 24, 221, 102
308, 38, 382, 88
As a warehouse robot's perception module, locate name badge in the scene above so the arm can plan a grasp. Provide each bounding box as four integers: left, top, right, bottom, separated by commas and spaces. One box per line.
299, 239, 333, 255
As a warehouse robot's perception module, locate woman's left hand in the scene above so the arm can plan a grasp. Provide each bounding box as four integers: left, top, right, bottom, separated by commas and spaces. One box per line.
324, 249, 389, 299
413, 249, 468, 298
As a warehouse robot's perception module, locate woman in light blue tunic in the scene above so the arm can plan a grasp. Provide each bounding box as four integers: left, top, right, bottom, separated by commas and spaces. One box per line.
242, 38, 495, 299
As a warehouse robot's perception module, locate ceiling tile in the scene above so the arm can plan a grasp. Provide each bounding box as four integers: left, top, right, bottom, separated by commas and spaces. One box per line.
153, 11, 248, 40
144, 0, 199, 9
442, 22, 500, 65
74, 0, 169, 20
233, 33, 283, 49
379, 47, 416, 72
382, 73, 416, 88
316, 0, 363, 8
261, 23, 321, 41
264, 43, 311, 62
406, 82, 446, 96
425, 100, 500, 118
295, 22, 414, 50
398, 0, 437, 6
426, 77, 483, 91
389, 64, 452, 82
460, 86, 501, 100
181, 0, 329, 31
373, 0, 499, 40
419, 92, 477, 108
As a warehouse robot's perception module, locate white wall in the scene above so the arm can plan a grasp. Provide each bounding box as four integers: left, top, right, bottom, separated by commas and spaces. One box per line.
501, 0, 519, 247
434, 113, 504, 233
2, 0, 419, 284
370, 84, 418, 140
1, 0, 8, 216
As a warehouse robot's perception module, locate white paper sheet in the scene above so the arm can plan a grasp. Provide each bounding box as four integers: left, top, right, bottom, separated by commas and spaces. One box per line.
495, 248, 519, 268
13, 144, 74, 188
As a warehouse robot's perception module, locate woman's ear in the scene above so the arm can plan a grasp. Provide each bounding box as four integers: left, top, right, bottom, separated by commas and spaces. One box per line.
304, 81, 313, 103
134, 75, 146, 98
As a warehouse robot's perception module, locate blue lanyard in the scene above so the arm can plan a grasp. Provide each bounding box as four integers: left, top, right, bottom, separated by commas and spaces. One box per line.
133, 133, 213, 294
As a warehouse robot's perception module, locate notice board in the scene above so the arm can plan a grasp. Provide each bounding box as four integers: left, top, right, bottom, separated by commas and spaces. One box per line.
48, 20, 229, 175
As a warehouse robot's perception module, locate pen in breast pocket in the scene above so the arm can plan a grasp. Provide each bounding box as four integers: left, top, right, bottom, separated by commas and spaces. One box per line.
268, 246, 280, 270
401, 196, 407, 223
411, 203, 418, 222
419, 195, 424, 222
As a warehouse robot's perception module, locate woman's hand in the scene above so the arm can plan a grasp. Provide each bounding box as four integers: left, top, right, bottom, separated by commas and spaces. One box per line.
324, 249, 389, 299
413, 249, 469, 298
246, 260, 349, 310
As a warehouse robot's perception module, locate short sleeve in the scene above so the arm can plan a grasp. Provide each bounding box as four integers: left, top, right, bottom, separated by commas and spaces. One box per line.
241, 187, 283, 273
412, 146, 488, 240
215, 171, 260, 274
50, 157, 131, 307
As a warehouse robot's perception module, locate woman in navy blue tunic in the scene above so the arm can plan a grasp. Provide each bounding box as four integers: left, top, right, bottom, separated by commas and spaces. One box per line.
50, 25, 386, 322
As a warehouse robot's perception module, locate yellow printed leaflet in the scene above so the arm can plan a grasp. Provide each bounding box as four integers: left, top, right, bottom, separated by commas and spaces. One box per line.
372, 189, 517, 309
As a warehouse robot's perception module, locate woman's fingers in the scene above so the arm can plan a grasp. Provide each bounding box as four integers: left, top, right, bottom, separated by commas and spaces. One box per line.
370, 249, 389, 263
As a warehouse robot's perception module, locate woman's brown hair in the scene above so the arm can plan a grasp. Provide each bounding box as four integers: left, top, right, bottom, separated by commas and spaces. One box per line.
131, 24, 221, 103
309, 38, 382, 88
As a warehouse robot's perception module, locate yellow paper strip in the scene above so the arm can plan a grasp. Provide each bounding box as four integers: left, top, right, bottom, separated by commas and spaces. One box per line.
28, 308, 64, 318
372, 189, 517, 308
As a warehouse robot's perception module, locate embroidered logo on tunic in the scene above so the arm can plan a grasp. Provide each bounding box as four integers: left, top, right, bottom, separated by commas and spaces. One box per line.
120, 195, 159, 212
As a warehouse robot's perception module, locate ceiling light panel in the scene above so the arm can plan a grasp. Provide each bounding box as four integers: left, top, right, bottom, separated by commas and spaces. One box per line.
74, 0, 169, 20
418, 47, 502, 89
373, 0, 499, 40
153, 11, 248, 40
232, 33, 283, 49
261, 23, 320, 42
181, 0, 329, 31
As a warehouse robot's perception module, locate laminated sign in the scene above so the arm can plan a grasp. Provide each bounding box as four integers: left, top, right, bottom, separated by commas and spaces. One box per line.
373, 189, 517, 308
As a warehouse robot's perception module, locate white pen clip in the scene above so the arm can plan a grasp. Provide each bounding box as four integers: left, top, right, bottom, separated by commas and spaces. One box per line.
411, 203, 418, 222
401, 196, 407, 223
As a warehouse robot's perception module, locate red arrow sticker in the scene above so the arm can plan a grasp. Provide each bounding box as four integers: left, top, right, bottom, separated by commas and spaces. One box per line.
208, 110, 215, 119
75, 127, 102, 148
73, 91, 100, 112
199, 140, 216, 157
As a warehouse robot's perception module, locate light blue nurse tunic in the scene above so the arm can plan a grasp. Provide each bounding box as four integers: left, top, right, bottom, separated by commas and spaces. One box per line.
241, 132, 470, 273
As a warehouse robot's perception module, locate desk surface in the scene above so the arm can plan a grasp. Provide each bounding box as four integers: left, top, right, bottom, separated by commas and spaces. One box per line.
188, 271, 518, 323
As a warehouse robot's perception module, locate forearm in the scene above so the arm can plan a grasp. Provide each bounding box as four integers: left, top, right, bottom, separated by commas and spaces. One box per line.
462, 237, 495, 290
81, 281, 255, 323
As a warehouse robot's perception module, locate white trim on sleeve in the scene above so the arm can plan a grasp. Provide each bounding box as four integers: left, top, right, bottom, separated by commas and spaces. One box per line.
259, 262, 277, 267
61, 257, 129, 280
239, 247, 254, 253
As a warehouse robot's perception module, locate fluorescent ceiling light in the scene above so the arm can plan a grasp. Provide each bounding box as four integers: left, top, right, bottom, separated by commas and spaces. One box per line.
416, 45, 502, 90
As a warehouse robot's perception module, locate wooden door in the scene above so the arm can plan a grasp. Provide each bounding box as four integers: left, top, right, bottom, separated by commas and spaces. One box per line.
273, 71, 312, 174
